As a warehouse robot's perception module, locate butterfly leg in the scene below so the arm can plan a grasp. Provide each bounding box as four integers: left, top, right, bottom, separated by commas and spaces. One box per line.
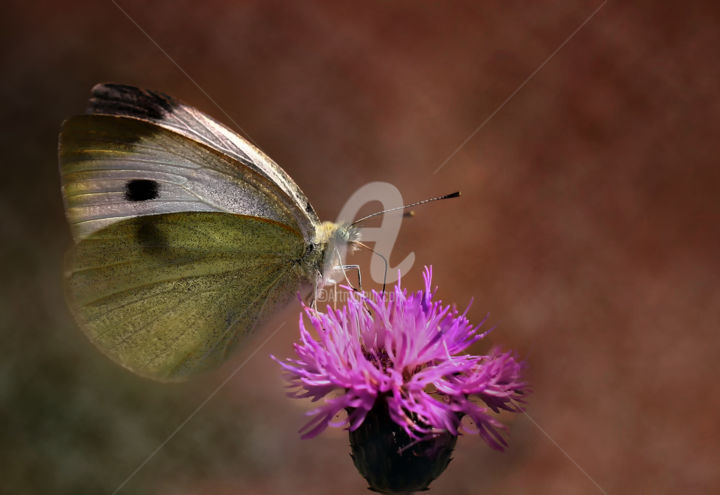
339, 264, 362, 293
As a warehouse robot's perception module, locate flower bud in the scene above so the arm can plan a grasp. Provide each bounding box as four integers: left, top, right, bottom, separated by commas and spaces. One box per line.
349, 401, 457, 494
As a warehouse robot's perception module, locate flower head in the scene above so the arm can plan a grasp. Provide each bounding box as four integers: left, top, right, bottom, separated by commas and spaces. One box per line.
273, 267, 528, 450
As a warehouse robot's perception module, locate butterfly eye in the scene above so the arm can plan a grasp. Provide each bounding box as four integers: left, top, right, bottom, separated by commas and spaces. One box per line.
125, 179, 159, 201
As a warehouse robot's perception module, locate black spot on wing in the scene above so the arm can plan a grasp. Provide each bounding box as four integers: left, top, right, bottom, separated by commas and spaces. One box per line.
88, 83, 178, 120
125, 179, 159, 201
305, 202, 314, 214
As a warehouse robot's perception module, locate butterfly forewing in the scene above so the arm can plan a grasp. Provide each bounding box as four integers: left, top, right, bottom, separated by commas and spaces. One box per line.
59, 115, 303, 241
87, 83, 320, 239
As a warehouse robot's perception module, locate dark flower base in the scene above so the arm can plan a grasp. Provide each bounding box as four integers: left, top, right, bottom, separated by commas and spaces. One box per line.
349, 402, 457, 494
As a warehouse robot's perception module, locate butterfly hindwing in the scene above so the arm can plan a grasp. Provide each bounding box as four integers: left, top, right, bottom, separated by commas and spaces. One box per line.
65, 212, 309, 381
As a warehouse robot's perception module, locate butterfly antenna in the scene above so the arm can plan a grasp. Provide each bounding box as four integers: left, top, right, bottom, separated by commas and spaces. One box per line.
351, 191, 460, 226
354, 241, 388, 295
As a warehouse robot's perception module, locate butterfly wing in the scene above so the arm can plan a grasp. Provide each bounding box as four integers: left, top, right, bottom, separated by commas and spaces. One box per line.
60, 114, 310, 241
85, 82, 320, 239
59, 84, 323, 380
66, 212, 309, 381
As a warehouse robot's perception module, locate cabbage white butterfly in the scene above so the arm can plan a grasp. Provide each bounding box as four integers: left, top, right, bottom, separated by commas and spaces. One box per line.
59, 83, 357, 381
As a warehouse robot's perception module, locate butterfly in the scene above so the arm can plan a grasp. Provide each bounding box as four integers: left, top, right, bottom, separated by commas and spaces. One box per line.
59, 83, 358, 381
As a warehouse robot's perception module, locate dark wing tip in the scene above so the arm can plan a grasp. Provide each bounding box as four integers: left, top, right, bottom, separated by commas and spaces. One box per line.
87, 83, 178, 120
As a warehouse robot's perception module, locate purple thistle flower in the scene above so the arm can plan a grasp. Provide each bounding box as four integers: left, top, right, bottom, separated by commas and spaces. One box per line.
273, 267, 529, 493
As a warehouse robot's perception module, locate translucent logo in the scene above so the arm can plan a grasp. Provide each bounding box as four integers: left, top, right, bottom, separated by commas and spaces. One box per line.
336, 181, 415, 285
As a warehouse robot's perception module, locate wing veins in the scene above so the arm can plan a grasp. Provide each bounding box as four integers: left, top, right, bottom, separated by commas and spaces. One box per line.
166, 263, 295, 374
104, 287, 225, 351
80, 259, 288, 307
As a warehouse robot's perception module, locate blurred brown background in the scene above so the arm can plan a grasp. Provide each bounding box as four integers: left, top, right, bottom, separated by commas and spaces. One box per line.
2, 1, 719, 494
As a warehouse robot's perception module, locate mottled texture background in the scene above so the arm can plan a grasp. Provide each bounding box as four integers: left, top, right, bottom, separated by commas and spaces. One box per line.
2, 1, 718, 494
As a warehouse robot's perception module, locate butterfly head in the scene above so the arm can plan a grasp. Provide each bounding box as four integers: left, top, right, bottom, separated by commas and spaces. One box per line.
308, 221, 361, 287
